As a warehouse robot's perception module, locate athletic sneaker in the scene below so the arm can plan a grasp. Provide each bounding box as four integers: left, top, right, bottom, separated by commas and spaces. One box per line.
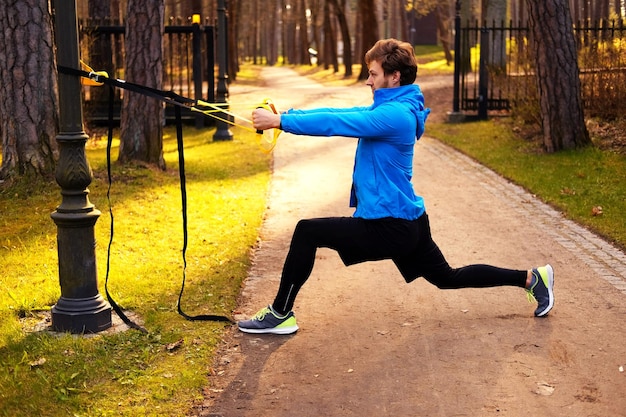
526, 264, 555, 317
238, 305, 299, 335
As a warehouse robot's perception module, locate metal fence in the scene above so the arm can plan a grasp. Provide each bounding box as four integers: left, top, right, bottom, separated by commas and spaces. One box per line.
454, 18, 626, 120
79, 19, 216, 125
575, 19, 626, 118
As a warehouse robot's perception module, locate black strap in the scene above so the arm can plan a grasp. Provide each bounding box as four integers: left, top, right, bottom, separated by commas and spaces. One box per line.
58, 65, 197, 109
173, 105, 233, 323
103, 85, 148, 333
60, 65, 234, 327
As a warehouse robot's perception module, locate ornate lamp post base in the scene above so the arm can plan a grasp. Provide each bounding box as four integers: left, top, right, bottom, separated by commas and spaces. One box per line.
51, 295, 112, 333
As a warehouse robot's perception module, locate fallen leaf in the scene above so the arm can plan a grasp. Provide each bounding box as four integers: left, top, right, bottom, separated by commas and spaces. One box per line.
591, 206, 603, 216
534, 381, 555, 396
165, 339, 184, 351
29, 358, 46, 367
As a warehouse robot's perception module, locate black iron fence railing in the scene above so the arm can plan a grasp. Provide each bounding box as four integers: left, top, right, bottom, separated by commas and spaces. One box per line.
454, 18, 626, 120
79, 20, 215, 125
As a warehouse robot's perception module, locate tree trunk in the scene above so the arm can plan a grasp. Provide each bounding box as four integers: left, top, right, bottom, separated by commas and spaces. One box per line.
482, 0, 508, 68
328, 0, 352, 77
296, 0, 310, 64
526, 0, 591, 152
0, 0, 58, 181
266, 0, 279, 66
323, 0, 338, 71
357, 0, 380, 80
230, 0, 240, 76
309, 0, 322, 66
398, 0, 409, 42
119, 0, 165, 169
435, 4, 453, 65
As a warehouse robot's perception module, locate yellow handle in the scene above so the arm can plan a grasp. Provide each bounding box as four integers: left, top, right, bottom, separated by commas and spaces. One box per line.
256, 98, 281, 153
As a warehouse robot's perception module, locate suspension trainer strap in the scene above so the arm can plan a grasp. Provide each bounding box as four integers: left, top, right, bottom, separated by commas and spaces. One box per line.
58, 65, 234, 326
104, 85, 148, 333
174, 105, 233, 323
58, 65, 196, 109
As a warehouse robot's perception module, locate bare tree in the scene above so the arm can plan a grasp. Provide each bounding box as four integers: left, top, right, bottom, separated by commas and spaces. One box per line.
435, 2, 453, 64
295, 0, 311, 64
322, 0, 339, 71
482, 0, 508, 68
408, 0, 453, 63
0, 0, 58, 181
119, 0, 166, 168
328, 0, 353, 77
526, 0, 591, 151
357, 0, 380, 80
229, 0, 240, 77
309, 0, 322, 66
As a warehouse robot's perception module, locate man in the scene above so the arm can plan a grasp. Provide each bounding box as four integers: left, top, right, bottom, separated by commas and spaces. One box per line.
239, 38, 554, 335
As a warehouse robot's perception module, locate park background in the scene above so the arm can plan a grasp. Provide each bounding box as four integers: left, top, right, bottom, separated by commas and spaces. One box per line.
1, 0, 625, 415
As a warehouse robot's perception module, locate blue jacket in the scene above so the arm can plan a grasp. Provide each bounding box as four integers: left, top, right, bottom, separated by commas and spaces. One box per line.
280, 84, 430, 220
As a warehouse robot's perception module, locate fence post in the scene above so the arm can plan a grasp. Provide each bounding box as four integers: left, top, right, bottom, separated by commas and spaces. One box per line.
192, 15, 204, 129
448, 0, 465, 122
452, 0, 461, 113
213, 0, 233, 141
478, 27, 489, 120
206, 25, 215, 103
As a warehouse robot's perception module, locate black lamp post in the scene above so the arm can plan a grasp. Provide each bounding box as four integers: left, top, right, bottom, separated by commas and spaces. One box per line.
213, 0, 233, 141
50, 0, 112, 333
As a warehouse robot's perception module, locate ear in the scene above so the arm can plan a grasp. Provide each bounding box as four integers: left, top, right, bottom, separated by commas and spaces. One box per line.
393, 70, 401, 85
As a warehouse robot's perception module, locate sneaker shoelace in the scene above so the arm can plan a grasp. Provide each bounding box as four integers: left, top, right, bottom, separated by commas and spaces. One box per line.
525, 271, 539, 303
253, 307, 271, 321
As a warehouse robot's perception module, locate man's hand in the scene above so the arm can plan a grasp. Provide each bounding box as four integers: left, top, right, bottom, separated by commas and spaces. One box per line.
252, 108, 281, 131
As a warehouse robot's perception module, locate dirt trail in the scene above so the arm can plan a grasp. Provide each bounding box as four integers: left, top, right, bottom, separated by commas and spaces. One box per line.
192, 67, 626, 417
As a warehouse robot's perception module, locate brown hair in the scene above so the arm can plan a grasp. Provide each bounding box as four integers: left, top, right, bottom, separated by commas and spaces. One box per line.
364, 38, 418, 85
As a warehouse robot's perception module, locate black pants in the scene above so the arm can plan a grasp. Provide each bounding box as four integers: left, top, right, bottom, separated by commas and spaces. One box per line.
272, 213, 527, 315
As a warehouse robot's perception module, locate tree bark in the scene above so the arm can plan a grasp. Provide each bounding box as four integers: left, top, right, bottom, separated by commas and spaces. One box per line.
357, 0, 380, 80
322, 0, 338, 71
482, 0, 508, 68
119, 0, 166, 169
0, 0, 58, 180
526, 0, 591, 151
295, 0, 310, 64
435, 4, 453, 65
328, 0, 353, 77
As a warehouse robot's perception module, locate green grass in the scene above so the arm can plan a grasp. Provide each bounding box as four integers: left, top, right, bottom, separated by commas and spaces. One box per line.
414, 45, 455, 75
427, 119, 626, 249
0, 126, 270, 416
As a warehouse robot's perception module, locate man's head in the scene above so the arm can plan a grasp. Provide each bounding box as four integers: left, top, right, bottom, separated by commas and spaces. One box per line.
364, 38, 418, 93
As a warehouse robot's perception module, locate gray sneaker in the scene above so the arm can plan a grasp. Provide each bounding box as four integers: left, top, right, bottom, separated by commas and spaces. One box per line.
238, 306, 299, 334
